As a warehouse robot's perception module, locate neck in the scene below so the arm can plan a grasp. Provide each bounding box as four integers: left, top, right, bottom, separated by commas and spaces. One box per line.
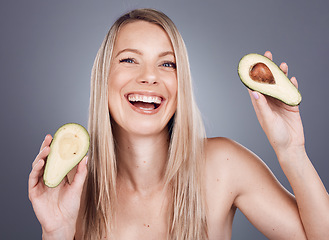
113, 125, 170, 195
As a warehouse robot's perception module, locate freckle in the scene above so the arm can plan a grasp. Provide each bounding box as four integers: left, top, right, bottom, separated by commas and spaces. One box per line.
143, 161, 146, 163
136, 165, 139, 168
216, 178, 219, 182
230, 192, 232, 194
272, 228, 275, 231
148, 225, 150, 227
227, 158, 229, 161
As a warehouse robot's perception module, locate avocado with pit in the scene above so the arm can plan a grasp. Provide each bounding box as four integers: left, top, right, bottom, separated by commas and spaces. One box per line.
43, 123, 90, 188
238, 53, 301, 106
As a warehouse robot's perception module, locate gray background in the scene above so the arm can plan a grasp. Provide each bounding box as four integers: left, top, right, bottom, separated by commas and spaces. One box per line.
1, 0, 328, 239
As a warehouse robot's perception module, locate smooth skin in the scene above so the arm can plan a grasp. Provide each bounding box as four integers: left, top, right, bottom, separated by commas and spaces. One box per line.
28, 21, 329, 240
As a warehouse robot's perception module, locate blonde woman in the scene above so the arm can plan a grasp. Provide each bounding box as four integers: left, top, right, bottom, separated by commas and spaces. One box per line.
28, 8, 329, 240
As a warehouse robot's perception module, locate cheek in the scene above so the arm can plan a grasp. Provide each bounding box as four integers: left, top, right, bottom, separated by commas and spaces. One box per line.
169, 78, 178, 102
165, 76, 178, 115
108, 72, 124, 93
107, 70, 131, 101
108, 63, 136, 88
162, 72, 177, 96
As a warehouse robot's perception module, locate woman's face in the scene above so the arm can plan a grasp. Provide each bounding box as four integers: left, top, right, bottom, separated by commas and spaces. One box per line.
108, 20, 177, 136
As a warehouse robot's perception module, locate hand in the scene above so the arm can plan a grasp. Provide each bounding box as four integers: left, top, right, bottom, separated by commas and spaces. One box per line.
28, 134, 88, 238
248, 51, 305, 155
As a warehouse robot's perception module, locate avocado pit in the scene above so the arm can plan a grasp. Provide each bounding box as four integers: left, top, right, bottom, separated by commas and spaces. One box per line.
249, 62, 275, 84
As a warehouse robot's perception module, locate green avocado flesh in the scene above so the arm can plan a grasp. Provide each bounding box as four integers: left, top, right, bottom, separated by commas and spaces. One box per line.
238, 53, 302, 106
43, 123, 90, 188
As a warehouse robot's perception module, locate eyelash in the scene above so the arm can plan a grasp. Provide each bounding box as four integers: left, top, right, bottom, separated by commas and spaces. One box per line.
119, 58, 176, 69
162, 61, 176, 69
119, 58, 135, 63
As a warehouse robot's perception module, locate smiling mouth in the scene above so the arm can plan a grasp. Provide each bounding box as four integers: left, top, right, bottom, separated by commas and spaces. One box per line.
126, 93, 163, 110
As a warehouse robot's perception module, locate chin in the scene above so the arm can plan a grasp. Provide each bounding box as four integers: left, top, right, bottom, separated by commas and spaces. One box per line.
110, 114, 171, 138
127, 119, 170, 137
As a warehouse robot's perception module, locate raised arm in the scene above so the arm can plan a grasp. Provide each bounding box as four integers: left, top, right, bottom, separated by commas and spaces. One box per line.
247, 51, 329, 239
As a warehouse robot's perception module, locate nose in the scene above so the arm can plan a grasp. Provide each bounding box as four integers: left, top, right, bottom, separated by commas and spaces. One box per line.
137, 65, 159, 85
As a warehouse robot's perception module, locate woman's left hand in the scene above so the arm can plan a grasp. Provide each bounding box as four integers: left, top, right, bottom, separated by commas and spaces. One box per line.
248, 51, 305, 155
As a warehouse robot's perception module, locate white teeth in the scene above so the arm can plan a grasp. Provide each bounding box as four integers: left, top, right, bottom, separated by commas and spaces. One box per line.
128, 94, 162, 104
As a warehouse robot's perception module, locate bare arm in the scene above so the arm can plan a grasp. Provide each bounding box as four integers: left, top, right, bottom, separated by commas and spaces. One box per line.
207, 137, 307, 239
276, 144, 329, 238
245, 51, 329, 239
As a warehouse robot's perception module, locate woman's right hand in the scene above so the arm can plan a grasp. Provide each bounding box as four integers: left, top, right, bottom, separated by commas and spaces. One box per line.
28, 134, 88, 239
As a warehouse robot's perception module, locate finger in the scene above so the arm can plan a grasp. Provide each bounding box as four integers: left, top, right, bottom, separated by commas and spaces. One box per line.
39, 134, 52, 152
291, 76, 298, 88
264, 51, 272, 60
29, 159, 45, 191
248, 89, 261, 113
58, 175, 69, 188
32, 146, 51, 169
280, 62, 288, 76
248, 89, 272, 123
70, 156, 88, 193
33, 134, 52, 168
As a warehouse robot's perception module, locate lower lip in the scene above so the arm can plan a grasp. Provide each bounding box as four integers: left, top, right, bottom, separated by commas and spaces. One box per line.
126, 99, 163, 115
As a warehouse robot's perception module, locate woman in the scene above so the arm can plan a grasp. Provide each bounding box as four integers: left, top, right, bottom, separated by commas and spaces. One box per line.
28, 8, 329, 240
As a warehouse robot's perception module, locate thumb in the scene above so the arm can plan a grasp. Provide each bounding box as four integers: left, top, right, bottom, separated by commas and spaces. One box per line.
70, 156, 88, 192
248, 89, 272, 123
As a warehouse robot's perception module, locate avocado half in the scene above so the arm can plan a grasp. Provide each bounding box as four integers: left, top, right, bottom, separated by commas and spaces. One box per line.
43, 123, 90, 188
238, 53, 301, 106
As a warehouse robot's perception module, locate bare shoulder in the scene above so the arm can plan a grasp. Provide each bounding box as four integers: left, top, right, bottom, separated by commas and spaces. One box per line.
205, 137, 267, 173
203, 137, 272, 237
204, 137, 278, 197
205, 138, 306, 239
205, 137, 248, 160
204, 137, 244, 178
205, 137, 263, 163
203, 137, 250, 202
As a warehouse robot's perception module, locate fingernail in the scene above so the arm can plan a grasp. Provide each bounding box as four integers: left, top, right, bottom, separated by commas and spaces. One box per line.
85, 156, 89, 165
252, 91, 259, 100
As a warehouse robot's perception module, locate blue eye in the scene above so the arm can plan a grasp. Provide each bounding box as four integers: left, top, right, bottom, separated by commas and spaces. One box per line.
162, 62, 176, 69
119, 58, 134, 63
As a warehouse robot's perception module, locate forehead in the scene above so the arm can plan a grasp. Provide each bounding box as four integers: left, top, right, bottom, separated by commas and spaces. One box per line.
114, 20, 174, 52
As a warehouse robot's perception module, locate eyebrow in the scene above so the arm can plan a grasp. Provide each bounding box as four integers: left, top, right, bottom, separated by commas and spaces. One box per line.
158, 51, 175, 58
115, 48, 142, 57
115, 48, 175, 58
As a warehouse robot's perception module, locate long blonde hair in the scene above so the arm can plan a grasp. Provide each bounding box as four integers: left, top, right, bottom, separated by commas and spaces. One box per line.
84, 8, 208, 239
